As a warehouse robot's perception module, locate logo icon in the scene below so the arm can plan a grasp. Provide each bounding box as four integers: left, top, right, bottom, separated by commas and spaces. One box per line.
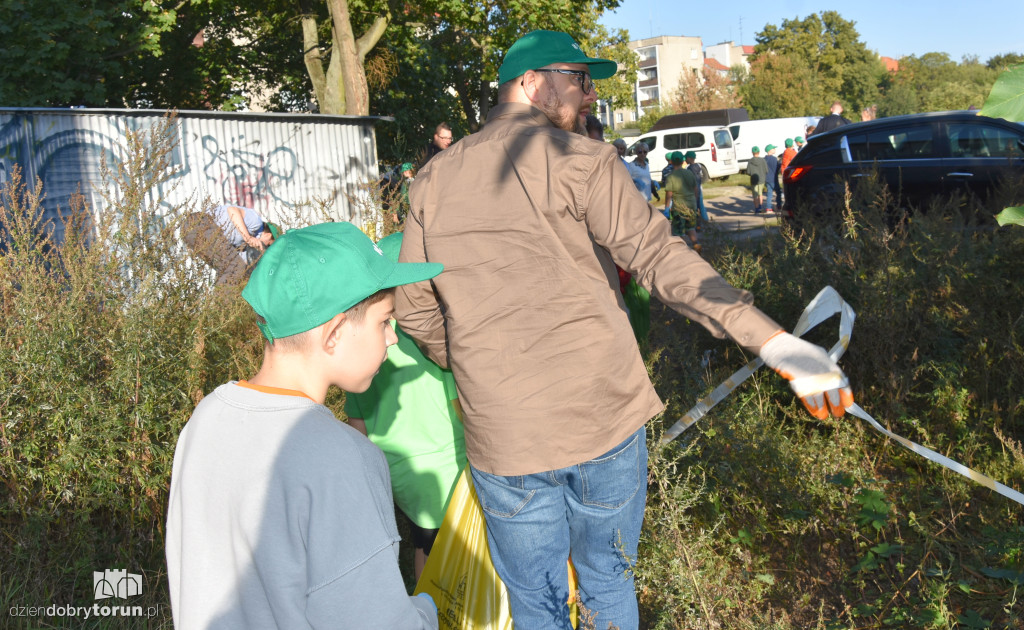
93, 569, 142, 600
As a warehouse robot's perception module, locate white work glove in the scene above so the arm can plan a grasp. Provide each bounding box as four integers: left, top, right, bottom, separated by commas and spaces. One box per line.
758, 331, 853, 419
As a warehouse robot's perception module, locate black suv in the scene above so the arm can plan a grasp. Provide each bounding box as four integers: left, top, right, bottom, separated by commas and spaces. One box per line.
782, 111, 1024, 218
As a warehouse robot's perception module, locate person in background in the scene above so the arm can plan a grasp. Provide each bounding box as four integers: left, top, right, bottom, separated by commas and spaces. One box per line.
809, 101, 851, 136
421, 122, 453, 166
763, 144, 780, 213
628, 141, 654, 202
612, 138, 628, 163
664, 151, 701, 253
585, 114, 605, 141
780, 138, 798, 174
685, 150, 709, 225
794, 136, 806, 152
392, 162, 416, 226
747, 146, 768, 214
661, 152, 675, 185
181, 204, 280, 286
397, 29, 852, 628
346, 232, 467, 582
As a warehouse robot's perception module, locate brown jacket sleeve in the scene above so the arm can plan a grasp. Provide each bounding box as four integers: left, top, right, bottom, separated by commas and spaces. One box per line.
395, 201, 449, 368
582, 149, 781, 353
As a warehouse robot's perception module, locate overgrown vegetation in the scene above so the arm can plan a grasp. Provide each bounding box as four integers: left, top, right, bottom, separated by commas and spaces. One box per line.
637, 176, 1024, 629
1, 118, 1022, 630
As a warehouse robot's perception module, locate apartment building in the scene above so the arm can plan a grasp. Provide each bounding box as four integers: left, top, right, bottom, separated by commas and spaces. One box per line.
704, 41, 753, 72
606, 37, 753, 131
609, 35, 703, 128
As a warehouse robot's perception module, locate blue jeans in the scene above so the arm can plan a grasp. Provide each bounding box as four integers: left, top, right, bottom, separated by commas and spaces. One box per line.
470, 426, 648, 629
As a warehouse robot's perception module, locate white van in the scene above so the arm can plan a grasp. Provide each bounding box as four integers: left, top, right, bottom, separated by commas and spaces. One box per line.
627, 125, 739, 181
727, 117, 821, 171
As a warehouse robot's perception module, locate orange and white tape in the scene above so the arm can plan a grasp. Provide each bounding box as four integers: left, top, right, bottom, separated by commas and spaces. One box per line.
660, 286, 1024, 507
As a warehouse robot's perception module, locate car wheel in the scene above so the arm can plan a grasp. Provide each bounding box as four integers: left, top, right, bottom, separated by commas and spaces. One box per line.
700, 164, 710, 182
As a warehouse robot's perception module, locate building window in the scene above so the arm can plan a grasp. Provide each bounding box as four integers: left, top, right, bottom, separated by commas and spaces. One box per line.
617, 113, 624, 123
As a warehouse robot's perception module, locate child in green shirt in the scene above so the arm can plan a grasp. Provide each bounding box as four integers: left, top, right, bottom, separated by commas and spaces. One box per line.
346, 233, 467, 580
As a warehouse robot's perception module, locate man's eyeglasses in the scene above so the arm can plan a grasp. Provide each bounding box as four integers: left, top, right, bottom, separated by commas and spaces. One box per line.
531, 69, 596, 95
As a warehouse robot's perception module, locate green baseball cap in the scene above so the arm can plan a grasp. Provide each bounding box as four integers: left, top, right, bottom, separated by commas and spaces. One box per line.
796, 136, 804, 143
669, 151, 684, 163
684, 150, 697, 160
765, 144, 776, 152
400, 162, 414, 173
498, 30, 618, 84
242, 222, 442, 342
266, 222, 282, 241
751, 146, 760, 154
785, 138, 794, 147
376, 232, 403, 263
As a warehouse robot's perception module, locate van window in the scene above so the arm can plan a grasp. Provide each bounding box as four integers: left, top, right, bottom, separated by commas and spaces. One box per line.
664, 134, 684, 150
729, 126, 740, 140
683, 133, 705, 149
637, 137, 657, 151
714, 129, 733, 148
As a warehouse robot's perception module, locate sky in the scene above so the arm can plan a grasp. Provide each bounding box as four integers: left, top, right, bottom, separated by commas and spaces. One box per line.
599, 0, 1024, 63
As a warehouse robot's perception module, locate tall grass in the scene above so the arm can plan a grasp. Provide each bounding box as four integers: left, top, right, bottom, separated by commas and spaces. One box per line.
637, 178, 1024, 629
1, 119, 1022, 629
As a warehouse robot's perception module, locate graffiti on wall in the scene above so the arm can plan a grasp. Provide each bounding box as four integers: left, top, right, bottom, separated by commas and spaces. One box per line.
0, 112, 373, 242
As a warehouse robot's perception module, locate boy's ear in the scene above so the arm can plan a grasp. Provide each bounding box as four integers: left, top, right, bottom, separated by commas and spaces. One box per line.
322, 312, 348, 351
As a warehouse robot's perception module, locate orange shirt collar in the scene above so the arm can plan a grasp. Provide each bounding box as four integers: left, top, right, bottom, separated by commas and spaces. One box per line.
236, 380, 317, 403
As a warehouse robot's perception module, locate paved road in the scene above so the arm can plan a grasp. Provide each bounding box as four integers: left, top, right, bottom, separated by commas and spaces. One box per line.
702, 185, 782, 235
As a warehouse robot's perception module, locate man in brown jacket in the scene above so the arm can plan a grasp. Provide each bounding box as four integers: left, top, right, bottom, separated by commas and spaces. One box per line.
396, 30, 853, 629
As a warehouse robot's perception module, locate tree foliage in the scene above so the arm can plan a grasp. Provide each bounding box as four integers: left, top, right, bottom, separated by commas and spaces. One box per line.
737, 53, 821, 119
987, 53, 1024, 72
0, 0, 179, 106
389, 0, 633, 132
749, 11, 884, 116
669, 68, 741, 114
878, 53, 998, 117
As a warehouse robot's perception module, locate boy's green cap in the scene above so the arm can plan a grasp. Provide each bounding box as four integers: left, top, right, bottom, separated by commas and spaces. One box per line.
765, 144, 776, 152
751, 146, 760, 154
498, 30, 617, 84
669, 151, 684, 163
242, 222, 441, 342
796, 136, 804, 143
785, 138, 794, 147
400, 162, 414, 173
684, 150, 697, 160
266, 222, 282, 240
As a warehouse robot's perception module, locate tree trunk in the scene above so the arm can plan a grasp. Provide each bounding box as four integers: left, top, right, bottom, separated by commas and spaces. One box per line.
299, 10, 327, 108
300, 0, 389, 115
324, 0, 387, 115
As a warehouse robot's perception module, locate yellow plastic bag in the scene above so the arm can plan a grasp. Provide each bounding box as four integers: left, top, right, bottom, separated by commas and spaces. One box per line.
414, 466, 577, 629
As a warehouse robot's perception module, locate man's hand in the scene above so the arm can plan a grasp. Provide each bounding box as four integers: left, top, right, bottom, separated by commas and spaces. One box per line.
758, 331, 853, 419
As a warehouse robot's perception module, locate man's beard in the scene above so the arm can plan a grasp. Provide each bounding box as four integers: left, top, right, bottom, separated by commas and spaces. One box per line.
540, 86, 585, 135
